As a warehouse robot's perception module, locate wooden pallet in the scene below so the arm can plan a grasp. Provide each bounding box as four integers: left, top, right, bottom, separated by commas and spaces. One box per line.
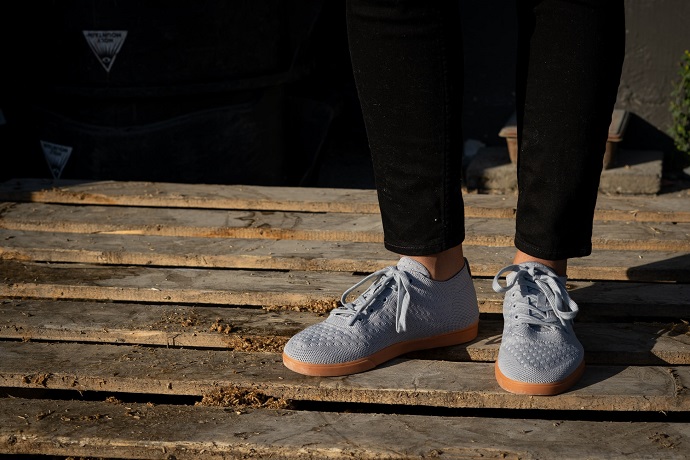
1, 178, 689, 459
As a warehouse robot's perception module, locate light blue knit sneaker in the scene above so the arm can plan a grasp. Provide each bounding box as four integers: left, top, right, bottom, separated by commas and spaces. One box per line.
283, 257, 479, 376
493, 262, 584, 395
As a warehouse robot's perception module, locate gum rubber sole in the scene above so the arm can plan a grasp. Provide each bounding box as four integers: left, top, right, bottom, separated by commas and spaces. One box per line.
282, 322, 479, 377
495, 360, 586, 396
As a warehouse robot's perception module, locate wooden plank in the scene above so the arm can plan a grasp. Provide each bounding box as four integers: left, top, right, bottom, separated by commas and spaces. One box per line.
412, 320, 690, 365
3, 300, 689, 364
3, 262, 690, 318
0, 179, 383, 213
0, 229, 399, 273
3, 229, 690, 282
0, 201, 386, 242
1, 342, 688, 412
0, 261, 350, 311
2, 398, 689, 459
594, 193, 690, 223
0, 299, 305, 351
2, 202, 689, 251
3, 178, 690, 223
465, 246, 690, 283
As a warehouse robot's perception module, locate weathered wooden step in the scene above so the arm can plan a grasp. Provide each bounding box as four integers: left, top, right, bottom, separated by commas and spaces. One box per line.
3, 262, 689, 318
2, 300, 689, 365
2, 398, 689, 459
2, 202, 689, 251
0, 178, 383, 214
1, 342, 688, 412
2, 231, 689, 282
3, 178, 690, 223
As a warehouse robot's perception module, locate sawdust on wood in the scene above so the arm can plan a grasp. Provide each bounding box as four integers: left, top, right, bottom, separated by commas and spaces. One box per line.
649, 432, 676, 449
263, 298, 339, 315
155, 309, 201, 330
22, 373, 51, 386
124, 407, 145, 419
208, 317, 287, 351
197, 386, 290, 411
35, 410, 53, 421
224, 335, 288, 353
209, 317, 234, 334
60, 414, 110, 423
65, 457, 107, 460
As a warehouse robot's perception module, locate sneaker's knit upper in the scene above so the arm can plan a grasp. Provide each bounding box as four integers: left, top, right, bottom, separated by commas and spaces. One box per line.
283, 257, 479, 365
493, 262, 583, 384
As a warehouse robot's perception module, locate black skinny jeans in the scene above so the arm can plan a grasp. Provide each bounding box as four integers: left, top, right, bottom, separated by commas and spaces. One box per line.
346, 0, 625, 260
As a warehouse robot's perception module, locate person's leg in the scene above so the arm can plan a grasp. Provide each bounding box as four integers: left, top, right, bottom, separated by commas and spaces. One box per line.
346, 0, 467, 280
515, 0, 625, 265
494, 0, 625, 395
283, 0, 478, 376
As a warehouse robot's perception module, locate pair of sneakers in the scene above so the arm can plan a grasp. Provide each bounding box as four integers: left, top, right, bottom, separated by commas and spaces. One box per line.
282, 257, 584, 395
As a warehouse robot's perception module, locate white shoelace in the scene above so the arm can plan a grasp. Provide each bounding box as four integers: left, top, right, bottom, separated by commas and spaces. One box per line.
333, 266, 412, 333
492, 264, 578, 328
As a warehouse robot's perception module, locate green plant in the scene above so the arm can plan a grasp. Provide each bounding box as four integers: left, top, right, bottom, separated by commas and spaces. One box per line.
669, 49, 690, 167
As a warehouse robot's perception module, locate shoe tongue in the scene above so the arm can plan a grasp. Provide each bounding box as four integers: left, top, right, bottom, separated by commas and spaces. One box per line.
508, 262, 567, 316
397, 257, 431, 279
504, 263, 543, 308
518, 261, 558, 276
511, 262, 568, 285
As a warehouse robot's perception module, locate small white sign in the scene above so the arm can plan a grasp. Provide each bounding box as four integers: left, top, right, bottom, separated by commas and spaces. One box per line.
83, 30, 128, 73
40, 141, 73, 179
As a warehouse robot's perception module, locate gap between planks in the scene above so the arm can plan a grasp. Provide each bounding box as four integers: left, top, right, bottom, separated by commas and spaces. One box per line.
1, 342, 689, 412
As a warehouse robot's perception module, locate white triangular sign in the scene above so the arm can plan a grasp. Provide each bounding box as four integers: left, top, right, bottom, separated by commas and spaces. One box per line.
40, 141, 73, 179
83, 30, 128, 73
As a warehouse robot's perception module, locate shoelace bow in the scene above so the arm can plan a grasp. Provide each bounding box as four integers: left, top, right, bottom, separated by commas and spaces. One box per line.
333, 266, 412, 333
492, 264, 578, 328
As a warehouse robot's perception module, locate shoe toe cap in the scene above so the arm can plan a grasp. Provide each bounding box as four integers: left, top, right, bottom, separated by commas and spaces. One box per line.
497, 335, 583, 384
283, 323, 366, 365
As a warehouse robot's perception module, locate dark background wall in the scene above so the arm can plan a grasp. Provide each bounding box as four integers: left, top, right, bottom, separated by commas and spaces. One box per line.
1, 0, 688, 185
425, 0, 690, 152
615, 0, 690, 164
618, 0, 690, 131
316, 0, 690, 187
